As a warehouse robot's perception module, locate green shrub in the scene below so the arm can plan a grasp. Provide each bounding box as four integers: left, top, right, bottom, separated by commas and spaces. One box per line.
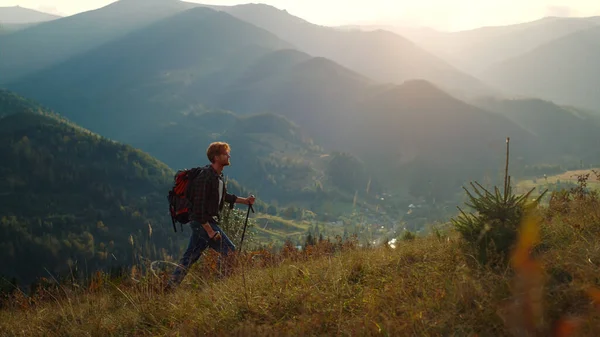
451, 179, 547, 267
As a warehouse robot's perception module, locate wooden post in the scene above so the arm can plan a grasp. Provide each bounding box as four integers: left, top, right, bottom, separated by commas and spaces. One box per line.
504, 137, 510, 200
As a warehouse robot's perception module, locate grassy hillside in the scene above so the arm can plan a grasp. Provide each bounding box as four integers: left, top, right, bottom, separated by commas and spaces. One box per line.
515, 168, 600, 196
2, 175, 600, 336
0, 90, 388, 286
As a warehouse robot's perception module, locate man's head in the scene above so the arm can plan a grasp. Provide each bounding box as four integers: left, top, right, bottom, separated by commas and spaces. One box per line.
207, 142, 231, 167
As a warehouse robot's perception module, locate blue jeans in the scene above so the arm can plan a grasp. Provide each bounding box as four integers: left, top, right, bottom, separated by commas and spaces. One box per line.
169, 219, 235, 286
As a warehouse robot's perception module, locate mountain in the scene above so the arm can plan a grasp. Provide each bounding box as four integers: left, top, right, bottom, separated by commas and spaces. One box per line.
4, 7, 550, 207
206, 49, 374, 145
135, 108, 373, 210
6, 6, 292, 141
480, 25, 600, 112
0, 0, 199, 84
334, 80, 539, 199
3, 6, 390, 215
0, 22, 36, 34
1, 89, 373, 287
0, 89, 45, 117
0, 89, 184, 285
211, 3, 496, 99
0, 5, 61, 24
4, 21, 380, 214
395, 16, 600, 75
471, 97, 600, 163
7, 4, 584, 210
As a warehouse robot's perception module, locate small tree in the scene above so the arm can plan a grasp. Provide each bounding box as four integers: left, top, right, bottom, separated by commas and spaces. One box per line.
219, 206, 257, 249
451, 138, 548, 267
304, 231, 316, 249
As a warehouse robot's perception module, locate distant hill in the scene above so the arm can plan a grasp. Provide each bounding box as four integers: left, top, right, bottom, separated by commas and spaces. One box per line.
7, 28, 381, 215
7, 4, 592, 209
334, 80, 539, 199
471, 97, 600, 163
0, 5, 60, 24
6, 20, 538, 205
0, 89, 46, 116
0, 0, 199, 84
6, 6, 291, 140
211, 3, 496, 99
395, 16, 600, 75
0, 89, 182, 285
2, 4, 388, 213
0, 22, 39, 34
1, 89, 375, 287
206, 49, 373, 146
136, 108, 378, 212
480, 25, 600, 112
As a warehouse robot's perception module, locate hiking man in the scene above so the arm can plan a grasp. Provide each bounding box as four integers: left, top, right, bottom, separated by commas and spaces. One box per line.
168, 141, 255, 288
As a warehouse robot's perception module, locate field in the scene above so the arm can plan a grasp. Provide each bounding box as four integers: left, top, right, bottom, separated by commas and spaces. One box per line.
515, 168, 600, 196
2, 185, 600, 336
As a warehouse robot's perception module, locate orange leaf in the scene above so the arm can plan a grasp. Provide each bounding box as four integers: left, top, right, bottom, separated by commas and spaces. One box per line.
587, 287, 600, 308
511, 210, 541, 270
553, 317, 582, 337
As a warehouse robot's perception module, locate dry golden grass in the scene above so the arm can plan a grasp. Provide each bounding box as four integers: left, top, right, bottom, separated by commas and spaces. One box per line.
516, 168, 600, 195
2, 195, 600, 336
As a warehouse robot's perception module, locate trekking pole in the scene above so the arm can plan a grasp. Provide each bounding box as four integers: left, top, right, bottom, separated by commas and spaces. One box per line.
239, 196, 255, 311
239, 195, 255, 253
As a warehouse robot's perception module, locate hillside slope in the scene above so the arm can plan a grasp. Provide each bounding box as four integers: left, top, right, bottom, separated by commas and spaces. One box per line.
0, 0, 198, 84
0, 5, 61, 24
396, 16, 600, 75
6, 6, 292, 141
0, 90, 180, 285
213, 3, 495, 98
481, 25, 600, 111
472, 97, 600, 162
2, 190, 600, 336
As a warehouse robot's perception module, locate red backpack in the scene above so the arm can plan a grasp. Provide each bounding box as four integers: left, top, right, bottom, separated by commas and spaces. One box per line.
167, 166, 205, 232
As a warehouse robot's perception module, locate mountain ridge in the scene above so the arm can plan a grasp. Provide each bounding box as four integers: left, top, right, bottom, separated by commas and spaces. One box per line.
0, 0, 200, 84
481, 24, 600, 112
211, 3, 497, 99
0, 5, 61, 24
384, 15, 600, 76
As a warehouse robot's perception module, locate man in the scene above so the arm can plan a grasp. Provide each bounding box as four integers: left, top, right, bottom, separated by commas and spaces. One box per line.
168, 142, 255, 288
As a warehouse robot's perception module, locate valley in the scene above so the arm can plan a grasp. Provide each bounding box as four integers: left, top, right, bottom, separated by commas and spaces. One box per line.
1, 0, 599, 290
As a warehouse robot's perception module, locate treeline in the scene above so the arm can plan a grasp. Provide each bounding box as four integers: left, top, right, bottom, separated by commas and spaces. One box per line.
0, 111, 183, 288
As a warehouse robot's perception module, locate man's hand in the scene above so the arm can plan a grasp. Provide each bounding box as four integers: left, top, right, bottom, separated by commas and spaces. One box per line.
201, 222, 221, 241
235, 195, 256, 206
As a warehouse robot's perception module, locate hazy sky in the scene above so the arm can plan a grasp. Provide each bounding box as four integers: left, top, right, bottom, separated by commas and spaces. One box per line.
4, 0, 600, 31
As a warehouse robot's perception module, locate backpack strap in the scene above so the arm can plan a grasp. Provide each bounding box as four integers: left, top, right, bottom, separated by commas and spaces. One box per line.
185, 166, 206, 201
168, 189, 178, 232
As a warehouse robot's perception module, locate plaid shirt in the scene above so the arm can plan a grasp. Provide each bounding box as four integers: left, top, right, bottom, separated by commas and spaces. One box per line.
189, 165, 237, 224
